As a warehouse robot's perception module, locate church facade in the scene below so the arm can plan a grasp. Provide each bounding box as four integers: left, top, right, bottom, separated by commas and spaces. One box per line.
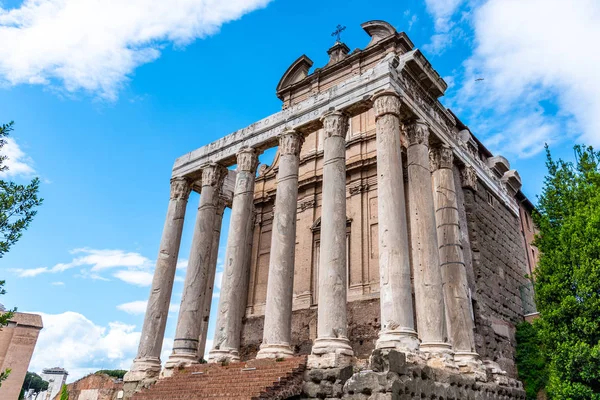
125, 20, 535, 398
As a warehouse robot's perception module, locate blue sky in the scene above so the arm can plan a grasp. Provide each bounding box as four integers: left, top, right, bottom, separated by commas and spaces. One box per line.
1, 0, 598, 381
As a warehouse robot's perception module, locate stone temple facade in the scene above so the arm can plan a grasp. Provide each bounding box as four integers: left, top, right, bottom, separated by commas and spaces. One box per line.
124, 20, 536, 398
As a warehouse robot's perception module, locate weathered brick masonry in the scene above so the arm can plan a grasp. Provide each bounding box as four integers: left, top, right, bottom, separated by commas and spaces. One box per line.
463, 181, 533, 376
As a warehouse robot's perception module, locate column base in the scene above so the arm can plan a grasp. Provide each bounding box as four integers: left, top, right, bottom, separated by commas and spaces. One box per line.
419, 341, 453, 355
418, 342, 455, 370
164, 352, 200, 370
375, 328, 419, 352
207, 347, 240, 363
308, 337, 354, 368
256, 343, 294, 359
454, 351, 480, 365
124, 357, 162, 383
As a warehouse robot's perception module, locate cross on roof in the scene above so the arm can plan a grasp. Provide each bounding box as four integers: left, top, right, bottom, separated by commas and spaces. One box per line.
331, 24, 346, 42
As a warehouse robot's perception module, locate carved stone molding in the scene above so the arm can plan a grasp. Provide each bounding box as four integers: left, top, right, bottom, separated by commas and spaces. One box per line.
429, 145, 454, 171
406, 120, 430, 146
298, 198, 316, 212
236, 147, 259, 173
201, 163, 227, 188
373, 91, 401, 119
170, 177, 191, 201
461, 165, 478, 191
349, 183, 369, 195
278, 130, 305, 157
321, 111, 349, 139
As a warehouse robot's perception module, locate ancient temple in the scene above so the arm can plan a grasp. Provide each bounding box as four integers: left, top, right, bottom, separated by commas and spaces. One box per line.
124, 20, 536, 399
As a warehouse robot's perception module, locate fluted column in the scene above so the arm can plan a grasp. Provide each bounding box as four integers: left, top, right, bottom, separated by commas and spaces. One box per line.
125, 178, 191, 382
309, 111, 354, 366
167, 163, 227, 367
406, 121, 452, 355
372, 91, 419, 352
431, 147, 479, 363
197, 198, 226, 361
209, 148, 259, 362
256, 130, 304, 359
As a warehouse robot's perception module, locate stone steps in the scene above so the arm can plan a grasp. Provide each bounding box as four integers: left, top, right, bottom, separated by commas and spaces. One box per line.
131, 356, 306, 400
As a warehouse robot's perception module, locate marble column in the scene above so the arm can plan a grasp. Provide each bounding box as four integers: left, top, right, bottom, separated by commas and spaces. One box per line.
197, 198, 226, 361
372, 91, 419, 352
125, 178, 191, 382
309, 111, 354, 366
167, 163, 227, 367
431, 147, 479, 364
256, 130, 304, 359
209, 148, 259, 362
406, 120, 452, 355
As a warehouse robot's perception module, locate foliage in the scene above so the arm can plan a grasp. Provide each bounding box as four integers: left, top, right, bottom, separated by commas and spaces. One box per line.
19, 372, 49, 398
515, 322, 548, 399
0, 280, 15, 327
59, 384, 69, 400
0, 368, 11, 388
532, 145, 600, 399
0, 121, 43, 258
95, 369, 127, 379
0, 280, 16, 388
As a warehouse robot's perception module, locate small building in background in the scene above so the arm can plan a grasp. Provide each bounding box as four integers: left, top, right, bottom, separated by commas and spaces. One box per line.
39, 367, 69, 400
0, 310, 43, 400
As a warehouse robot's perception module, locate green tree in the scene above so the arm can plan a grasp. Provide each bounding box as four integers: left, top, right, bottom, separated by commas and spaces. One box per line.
0, 280, 15, 388
0, 121, 43, 258
19, 372, 49, 399
94, 369, 127, 379
515, 322, 548, 399
532, 145, 600, 399
59, 384, 69, 400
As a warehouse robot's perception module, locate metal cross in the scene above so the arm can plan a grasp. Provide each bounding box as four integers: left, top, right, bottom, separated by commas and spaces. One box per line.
331, 24, 346, 42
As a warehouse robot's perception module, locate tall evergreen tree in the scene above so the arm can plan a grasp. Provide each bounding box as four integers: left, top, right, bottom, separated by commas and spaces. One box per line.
533, 145, 600, 399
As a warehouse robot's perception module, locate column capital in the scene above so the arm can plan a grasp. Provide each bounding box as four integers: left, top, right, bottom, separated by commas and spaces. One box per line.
170, 177, 191, 201
373, 90, 402, 119
201, 163, 227, 188
278, 130, 304, 157
406, 120, 430, 146
430, 145, 454, 171
321, 111, 349, 139
461, 165, 478, 191
236, 147, 259, 173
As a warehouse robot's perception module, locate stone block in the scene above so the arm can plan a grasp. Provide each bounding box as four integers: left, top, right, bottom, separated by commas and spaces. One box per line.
344, 371, 386, 395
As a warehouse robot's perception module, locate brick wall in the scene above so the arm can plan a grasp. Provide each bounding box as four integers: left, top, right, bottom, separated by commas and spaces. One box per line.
55, 373, 124, 400
0, 312, 43, 400
463, 182, 533, 376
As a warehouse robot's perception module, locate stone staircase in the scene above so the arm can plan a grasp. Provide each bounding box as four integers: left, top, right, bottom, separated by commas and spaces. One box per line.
131, 356, 307, 400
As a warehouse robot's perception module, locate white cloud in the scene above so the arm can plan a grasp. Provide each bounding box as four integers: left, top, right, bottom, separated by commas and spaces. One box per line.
0, 0, 272, 99
450, 0, 600, 157
215, 271, 223, 290
51, 281, 65, 286
113, 270, 154, 287
424, 0, 465, 32
0, 137, 35, 178
12, 248, 153, 280
117, 300, 179, 315
176, 259, 188, 270
116, 300, 147, 315
29, 311, 141, 381
423, 0, 467, 54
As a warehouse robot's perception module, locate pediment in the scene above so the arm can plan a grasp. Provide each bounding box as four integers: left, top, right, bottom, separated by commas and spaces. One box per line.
276, 55, 314, 92
361, 20, 397, 47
